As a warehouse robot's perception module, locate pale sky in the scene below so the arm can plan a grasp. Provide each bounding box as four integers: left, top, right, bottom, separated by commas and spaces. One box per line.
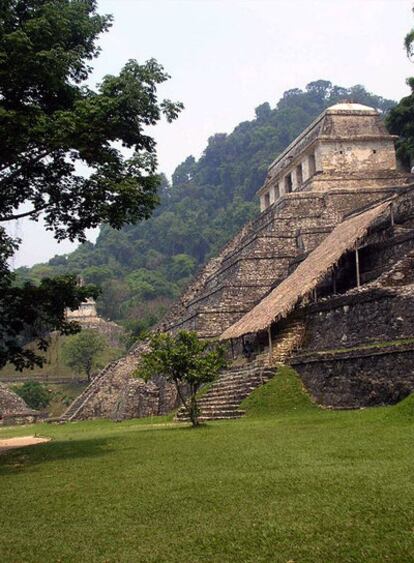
7, 0, 414, 269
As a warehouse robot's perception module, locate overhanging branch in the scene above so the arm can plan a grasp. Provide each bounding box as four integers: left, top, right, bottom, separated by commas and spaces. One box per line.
0, 204, 49, 222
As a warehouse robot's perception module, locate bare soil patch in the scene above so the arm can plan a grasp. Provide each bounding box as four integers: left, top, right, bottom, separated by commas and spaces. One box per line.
0, 435, 50, 453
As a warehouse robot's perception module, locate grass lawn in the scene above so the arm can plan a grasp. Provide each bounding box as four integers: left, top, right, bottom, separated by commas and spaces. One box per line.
0, 367, 413, 562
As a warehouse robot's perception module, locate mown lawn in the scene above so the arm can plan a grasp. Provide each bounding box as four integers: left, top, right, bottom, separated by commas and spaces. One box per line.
0, 367, 413, 562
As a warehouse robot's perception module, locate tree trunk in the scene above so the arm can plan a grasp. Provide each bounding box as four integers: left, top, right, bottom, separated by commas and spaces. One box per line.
86, 361, 92, 383
189, 391, 200, 427
174, 381, 200, 427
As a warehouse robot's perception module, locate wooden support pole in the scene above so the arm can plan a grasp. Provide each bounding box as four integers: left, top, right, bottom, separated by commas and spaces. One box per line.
268, 326, 273, 360
230, 338, 235, 360
355, 247, 361, 289
390, 204, 395, 227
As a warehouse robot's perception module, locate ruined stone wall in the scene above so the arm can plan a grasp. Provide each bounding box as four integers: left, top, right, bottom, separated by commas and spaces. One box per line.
292, 344, 414, 408
302, 288, 414, 352
0, 384, 39, 426
360, 232, 414, 285
289, 206, 414, 409
301, 227, 414, 351
291, 283, 414, 408
76, 317, 124, 346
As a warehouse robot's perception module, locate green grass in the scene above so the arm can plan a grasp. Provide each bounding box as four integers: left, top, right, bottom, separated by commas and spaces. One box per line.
0, 367, 413, 562
241, 365, 318, 416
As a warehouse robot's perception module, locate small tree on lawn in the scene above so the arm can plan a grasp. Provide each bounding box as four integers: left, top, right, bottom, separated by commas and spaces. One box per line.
138, 331, 226, 427
62, 329, 107, 382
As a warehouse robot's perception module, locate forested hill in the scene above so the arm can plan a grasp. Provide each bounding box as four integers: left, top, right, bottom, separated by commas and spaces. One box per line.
18, 80, 395, 337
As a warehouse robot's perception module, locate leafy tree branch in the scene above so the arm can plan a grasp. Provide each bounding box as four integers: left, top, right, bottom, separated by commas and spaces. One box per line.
137, 331, 226, 427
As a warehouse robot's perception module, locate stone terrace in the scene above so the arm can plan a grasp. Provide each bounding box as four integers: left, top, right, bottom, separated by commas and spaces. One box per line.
163, 186, 403, 338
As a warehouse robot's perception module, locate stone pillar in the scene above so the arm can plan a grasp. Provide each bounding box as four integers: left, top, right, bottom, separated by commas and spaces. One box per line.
302, 157, 310, 182
314, 145, 322, 172
291, 169, 298, 191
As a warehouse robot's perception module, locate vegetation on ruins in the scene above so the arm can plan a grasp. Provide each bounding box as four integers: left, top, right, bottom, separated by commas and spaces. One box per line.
21, 82, 396, 340
386, 8, 414, 167
1, 366, 413, 561
0, 0, 182, 369
0, 272, 99, 371
62, 329, 108, 382
137, 330, 226, 426
12, 380, 50, 410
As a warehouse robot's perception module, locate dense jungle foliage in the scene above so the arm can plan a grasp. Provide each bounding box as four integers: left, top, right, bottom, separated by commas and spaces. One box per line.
18, 80, 396, 339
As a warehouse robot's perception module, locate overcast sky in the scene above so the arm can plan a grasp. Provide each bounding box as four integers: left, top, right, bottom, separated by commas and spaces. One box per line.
8, 0, 414, 269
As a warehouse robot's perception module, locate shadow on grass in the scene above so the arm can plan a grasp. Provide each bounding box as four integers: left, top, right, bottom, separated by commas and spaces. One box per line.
0, 438, 111, 475
121, 420, 219, 435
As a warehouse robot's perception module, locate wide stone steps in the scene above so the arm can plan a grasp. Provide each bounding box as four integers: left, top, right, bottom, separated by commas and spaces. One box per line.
198, 399, 241, 407
199, 388, 257, 399
206, 378, 266, 390
176, 365, 276, 422
193, 412, 245, 421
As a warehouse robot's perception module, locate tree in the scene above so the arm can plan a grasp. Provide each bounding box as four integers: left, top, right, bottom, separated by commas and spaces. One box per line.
255, 102, 271, 121
62, 329, 108, 382
137, 331, 226, 427
13, 380, 50, 410
386, 8, 414, 167
169, 254, 197, 282
0, 1, 183, 243
0, 0, 182, 368
0, 273, 99, 370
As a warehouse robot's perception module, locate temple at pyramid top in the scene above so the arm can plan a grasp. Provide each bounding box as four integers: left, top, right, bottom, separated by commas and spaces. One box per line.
258, 102, 410, 211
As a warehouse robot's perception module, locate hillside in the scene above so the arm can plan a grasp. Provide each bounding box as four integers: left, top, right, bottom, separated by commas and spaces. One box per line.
17, 80, 396, 338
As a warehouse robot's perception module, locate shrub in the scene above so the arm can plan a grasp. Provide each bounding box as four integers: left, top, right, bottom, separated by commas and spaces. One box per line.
13, 381, 50, 410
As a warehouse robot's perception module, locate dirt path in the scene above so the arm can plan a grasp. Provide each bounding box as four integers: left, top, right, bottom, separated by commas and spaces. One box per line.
0, 436, 50, 453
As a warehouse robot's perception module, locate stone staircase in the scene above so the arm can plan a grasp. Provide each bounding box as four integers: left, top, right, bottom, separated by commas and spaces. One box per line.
271, 318, 307, 364
176, 318, 306, 423
175, 363, 276, 422
255, 318, 307, 367
60, 342, 147, 422
59, 360, 118, 421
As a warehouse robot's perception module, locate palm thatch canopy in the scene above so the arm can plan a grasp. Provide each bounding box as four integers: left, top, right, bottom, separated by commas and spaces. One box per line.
220, 200, 391, 340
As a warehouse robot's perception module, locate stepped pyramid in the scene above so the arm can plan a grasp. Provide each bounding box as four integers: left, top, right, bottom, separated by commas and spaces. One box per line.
63, 102, 414, 421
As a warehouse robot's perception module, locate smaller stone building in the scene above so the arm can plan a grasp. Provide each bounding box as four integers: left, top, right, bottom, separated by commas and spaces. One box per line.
66, 298, 123, 346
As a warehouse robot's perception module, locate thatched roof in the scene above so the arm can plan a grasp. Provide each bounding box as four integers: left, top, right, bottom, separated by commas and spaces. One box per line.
220, 200, 391, 340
